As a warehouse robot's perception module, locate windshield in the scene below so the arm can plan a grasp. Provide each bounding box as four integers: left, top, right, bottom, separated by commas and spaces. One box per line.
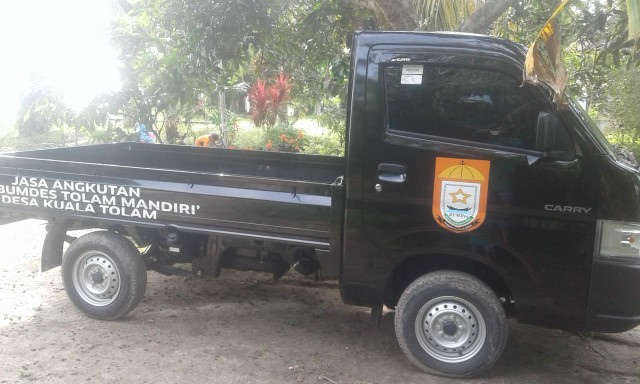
566, 94, 614, 155
566, 95, 640, 169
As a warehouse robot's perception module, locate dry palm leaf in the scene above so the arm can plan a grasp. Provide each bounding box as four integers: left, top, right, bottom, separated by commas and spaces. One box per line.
523, 0, 570, 108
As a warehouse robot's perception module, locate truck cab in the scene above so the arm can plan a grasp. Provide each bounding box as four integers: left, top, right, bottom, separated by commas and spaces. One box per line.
340, 31, 640, 376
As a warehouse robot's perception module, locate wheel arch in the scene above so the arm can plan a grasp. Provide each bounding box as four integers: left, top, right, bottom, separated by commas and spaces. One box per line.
42, 218, 149, 272
385, 251, 515, 313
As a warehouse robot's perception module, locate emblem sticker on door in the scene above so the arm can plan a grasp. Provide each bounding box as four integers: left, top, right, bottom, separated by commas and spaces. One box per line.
433, 158, 490, 232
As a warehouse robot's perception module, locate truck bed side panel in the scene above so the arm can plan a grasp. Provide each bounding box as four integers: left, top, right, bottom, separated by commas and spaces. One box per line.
0, 144, 344, 248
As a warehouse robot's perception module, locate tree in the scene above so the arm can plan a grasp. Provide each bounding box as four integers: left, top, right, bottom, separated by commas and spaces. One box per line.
349, 0, 517, 32
110, 0, 200, 143
607, 66, 640, 142
459, 0, 514, 33
103, 0, 635, 150
109, 0, 282, 143
370, 0, 417, 30
629, 0, 639, 40
16, 80, 67, 136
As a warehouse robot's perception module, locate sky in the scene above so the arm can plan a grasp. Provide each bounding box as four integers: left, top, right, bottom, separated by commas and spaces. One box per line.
0, 0, 122, 125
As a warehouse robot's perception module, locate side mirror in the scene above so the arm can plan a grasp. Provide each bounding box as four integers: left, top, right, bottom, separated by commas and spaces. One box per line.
536, 112, 575, 161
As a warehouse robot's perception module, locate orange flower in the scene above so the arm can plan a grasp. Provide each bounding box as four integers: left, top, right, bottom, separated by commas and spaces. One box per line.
280, 134, 287, 141
265, 140, 273, 150
297, 131, 305, 139
288, 138, 295, 144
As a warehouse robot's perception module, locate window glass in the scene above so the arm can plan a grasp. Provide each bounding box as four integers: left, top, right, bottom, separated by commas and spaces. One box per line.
384, 65, 544, 151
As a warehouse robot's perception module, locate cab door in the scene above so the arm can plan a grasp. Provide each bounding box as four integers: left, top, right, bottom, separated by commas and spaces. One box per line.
360, 47, 598, 329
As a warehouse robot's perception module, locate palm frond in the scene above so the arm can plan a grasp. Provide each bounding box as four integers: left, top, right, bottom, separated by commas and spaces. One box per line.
413, 0, 481, 31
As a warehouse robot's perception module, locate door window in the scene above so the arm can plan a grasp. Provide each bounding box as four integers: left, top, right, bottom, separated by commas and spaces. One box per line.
384, 65, 546, 151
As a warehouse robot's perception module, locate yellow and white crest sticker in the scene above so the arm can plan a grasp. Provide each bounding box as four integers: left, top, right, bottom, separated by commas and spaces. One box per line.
433, 158, 490, 233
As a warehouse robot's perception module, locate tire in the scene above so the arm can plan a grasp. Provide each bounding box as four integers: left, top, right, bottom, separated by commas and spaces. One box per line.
62, 231, 147, 320
394, 270, 507, 377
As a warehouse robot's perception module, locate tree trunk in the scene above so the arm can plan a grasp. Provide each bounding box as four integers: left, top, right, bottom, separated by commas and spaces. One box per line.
219, 90, 227, 147
458, 0, 515, 34
166, 120, 179, 144
373, 0, 417, 30
349, 0, 418, 30
375, 0, 418, 31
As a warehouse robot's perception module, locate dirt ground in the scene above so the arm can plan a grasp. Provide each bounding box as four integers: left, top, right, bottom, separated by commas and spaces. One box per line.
0, 220, 639, 384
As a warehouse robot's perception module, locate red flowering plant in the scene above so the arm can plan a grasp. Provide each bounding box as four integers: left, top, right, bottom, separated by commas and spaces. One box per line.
248, 79, 273, 127
247, 73, 305, 152
248, 73, 291, 128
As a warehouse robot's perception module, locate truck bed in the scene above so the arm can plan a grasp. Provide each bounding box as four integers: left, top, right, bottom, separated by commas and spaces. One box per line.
0, 143, 344, 248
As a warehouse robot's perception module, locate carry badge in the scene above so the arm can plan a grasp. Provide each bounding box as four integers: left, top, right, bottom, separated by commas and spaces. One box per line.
433, 158, 490, 233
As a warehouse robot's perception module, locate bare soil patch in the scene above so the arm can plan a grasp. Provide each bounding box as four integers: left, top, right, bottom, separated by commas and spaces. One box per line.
1, 220, 639, 383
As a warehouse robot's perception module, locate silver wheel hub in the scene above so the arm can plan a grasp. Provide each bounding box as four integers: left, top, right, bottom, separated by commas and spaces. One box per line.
72, 251, 121, 306
415, 296, 486, 363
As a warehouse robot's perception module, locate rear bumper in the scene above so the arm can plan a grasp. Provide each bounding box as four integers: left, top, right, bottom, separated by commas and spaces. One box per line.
586, 261, 640, 333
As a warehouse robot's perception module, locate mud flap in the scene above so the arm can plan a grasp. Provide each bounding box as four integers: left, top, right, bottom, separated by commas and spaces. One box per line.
41, 218, 75, 272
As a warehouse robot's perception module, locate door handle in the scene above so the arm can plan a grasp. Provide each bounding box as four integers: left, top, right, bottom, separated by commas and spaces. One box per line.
377, 163, 406, 183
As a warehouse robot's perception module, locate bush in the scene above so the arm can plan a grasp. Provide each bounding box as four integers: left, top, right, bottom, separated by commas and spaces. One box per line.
318, 97, 346, 146
263, 125, 308, 153
0, 131, 67, 152
304, 133, 343, 156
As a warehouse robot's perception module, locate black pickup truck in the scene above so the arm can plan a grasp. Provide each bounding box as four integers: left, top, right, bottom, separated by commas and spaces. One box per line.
1, 31, 640, 377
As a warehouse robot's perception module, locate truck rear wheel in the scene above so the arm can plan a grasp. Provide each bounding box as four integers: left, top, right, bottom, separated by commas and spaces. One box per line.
394, 270, 507, 377
62, 231, 147, 320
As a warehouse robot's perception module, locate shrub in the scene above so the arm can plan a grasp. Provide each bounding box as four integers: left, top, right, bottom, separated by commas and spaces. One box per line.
248, 73, 291, 128
263, 125, 307, 153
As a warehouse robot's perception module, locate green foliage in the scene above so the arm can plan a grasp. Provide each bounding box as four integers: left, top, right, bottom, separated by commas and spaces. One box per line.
164, 0, 275, 73
232, 125, 265, 150
317, 96, 346, 146
606, 66, 640, 142
98, 0, 380, 150
208, 108, 240, 144
0, 129, 68, 152
264, 125, 308, 152
494, 0, 638, 112
304, 132, 344, 156
619, 142, 640, 159
258, 0, 372, 115
16, 80, 67, 136
111, 4, 195, 141
230, 122, 341, 155
628, 0, 640, 40
15, 76, 113, 139
413, 0, 478, 31
12, 0, 638, 157
89, 126, 135, 144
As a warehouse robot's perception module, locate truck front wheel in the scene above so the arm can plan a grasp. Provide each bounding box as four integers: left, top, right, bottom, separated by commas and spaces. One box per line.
62, 231, 147, 320
394, 270, 507, 377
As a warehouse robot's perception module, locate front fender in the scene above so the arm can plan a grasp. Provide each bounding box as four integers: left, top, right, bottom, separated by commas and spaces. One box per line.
384, 228, 536, 300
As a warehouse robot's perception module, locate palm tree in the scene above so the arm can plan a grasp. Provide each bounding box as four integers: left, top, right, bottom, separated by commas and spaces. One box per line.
360, 0, 515, 33
413, 0, 478, 31
629, 0, 639, 41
